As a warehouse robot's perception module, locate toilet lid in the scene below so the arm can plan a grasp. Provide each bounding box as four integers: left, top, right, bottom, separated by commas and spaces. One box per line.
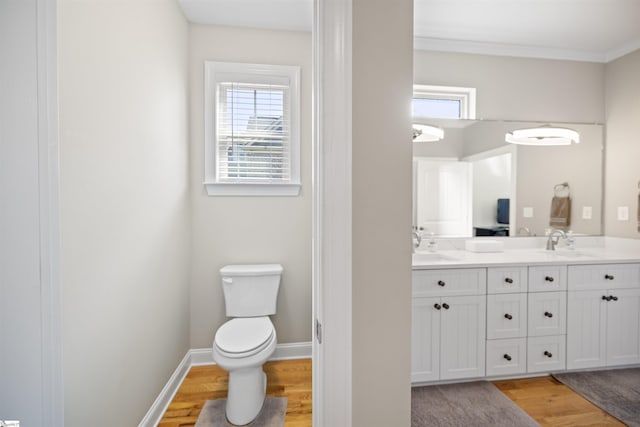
215, 317, 274, 354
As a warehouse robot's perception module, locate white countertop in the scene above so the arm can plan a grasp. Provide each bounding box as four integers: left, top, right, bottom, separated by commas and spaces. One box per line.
412, 236, 640, 270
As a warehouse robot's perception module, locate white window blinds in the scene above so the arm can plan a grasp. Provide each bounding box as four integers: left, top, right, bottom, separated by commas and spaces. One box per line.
216, 82, 290, 182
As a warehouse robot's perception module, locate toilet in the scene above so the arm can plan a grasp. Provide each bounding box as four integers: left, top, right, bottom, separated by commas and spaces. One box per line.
212, 264, 282, 425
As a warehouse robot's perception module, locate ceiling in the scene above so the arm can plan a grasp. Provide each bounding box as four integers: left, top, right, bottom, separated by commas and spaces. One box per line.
178, 0, 640, 63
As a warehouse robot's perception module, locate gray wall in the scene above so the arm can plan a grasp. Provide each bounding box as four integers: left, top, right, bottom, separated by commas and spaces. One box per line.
188, 25, 313, 348
605, 48, 640, 238
352, 0, 413, 425
58, 1, 190, 425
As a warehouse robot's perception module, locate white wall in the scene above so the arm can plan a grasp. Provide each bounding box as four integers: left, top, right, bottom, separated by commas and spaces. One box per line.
58, 1, 190, 425
352, 0, 413, 425
604, 48, 640, 238
188, 25, 312, 347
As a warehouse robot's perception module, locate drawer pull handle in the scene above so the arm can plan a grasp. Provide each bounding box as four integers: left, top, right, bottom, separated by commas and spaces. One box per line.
504, 313, 513, 320
545, 276, 554, 282
544, 311, 553, 318
610, 295, 618, 301
437, 280, 446, 287
503, 354, 512, 361
605, 274, 615, 280
504, 277, 514, 284
434, 303, 441, 310
442, 303, 450, 310
544, 351, 553, 358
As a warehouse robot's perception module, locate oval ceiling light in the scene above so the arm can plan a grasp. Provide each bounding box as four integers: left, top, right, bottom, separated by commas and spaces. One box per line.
505, 126, 580, 146
412, 124, 445, 142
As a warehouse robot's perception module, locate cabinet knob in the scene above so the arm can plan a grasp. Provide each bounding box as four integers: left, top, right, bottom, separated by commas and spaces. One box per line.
545, 276, 555, 282
503, 354, 512, 361
544, 351, 553, 358
544, 311, 553, 318
504, 313, 513, 320
504, 277, 514, 284
437, 280, 446, 287
442, 303, 450, 310
602, 295, 609, 300
605, 274, 615, 280
610, 295, 618, 301
434, 303, 441, 310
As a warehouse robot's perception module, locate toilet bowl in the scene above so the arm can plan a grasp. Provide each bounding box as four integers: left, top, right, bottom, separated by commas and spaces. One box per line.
212, 264, 282, 425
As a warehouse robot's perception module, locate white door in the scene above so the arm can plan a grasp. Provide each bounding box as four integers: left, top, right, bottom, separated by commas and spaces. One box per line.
606, 288, 640, 366
440, 295, 486, 380
415, 159, 472, 237
567, 290, 607, 369
411, 297, 441, 382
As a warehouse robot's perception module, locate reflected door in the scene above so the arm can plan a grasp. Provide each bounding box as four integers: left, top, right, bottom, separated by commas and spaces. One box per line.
415, 159, 472, 237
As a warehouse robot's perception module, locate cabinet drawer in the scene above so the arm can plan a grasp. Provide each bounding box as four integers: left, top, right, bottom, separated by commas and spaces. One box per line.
528, 292, 567, 336
527, 335, 566, 373
486, 338, 527, 376
413, 268, 486, 297
529, 265, 567, 292
568, 263, 640, 291
487, 293, 527, 339
487, 267, 528, 293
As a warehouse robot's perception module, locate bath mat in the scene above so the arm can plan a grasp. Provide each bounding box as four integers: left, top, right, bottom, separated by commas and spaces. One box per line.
553, 368, 640, 427
194, 397, 287, 427
412, 381, 539, 426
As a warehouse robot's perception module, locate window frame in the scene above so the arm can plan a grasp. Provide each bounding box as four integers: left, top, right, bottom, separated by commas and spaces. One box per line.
412, 84, 477, 120
204, 61, 301, 196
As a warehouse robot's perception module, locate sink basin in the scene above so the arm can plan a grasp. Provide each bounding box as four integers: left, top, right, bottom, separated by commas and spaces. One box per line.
412, 252, 458, 262
539, 250, 595, 259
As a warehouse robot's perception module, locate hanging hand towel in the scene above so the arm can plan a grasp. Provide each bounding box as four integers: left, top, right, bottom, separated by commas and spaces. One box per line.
550, 196, 571, 228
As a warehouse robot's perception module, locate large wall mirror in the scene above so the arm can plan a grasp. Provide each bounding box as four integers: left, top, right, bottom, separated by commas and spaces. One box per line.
413, 119, 604, 238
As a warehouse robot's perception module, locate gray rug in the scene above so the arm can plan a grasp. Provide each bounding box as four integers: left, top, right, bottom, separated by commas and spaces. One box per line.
412, 381, 539, 426
553, 368, 640, 427
194, 397, 287, 427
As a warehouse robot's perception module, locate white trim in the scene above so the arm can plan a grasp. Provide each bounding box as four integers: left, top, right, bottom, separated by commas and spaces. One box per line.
37, 0, 64, 425
203, 182, 301, 197
138, 343, 312, 427
313, 0, 353, 426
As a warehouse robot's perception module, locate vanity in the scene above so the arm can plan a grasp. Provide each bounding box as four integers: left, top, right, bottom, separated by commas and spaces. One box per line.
411, 237, 640, 385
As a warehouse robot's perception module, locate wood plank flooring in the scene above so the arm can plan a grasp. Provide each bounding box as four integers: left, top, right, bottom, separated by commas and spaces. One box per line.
159, 358, 623, 426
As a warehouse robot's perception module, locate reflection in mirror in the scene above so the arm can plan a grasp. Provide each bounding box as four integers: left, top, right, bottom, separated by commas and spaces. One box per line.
413, 120, 604, 238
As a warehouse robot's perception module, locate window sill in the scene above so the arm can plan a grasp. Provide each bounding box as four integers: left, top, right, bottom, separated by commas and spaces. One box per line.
204, 182, 301, 197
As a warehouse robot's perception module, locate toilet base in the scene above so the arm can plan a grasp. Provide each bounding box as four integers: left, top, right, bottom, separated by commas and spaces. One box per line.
225, 366, 267, 425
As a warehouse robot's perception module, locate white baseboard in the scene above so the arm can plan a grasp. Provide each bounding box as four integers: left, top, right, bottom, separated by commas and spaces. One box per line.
138, 342, 312, 426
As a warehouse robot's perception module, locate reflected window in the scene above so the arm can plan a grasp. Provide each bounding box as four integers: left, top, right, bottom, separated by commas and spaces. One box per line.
413, 84, 476, 120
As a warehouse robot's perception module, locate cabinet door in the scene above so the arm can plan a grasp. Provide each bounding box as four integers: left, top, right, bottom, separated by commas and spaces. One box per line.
528, 291, 566, 336
567, 290, 607, 369
413, 268, 486, 297
440, 295, 486, 380
606, 288, 640, 366
411, 297, 441, 382
486, 338, 527, 376
527, 335, 566, 373
529, 265, 567, 292
487, 293, 527, 339
487, 267, 528, 293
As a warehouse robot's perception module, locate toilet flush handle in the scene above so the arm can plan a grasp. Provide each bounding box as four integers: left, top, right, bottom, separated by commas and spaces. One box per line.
223, 278, 233, 285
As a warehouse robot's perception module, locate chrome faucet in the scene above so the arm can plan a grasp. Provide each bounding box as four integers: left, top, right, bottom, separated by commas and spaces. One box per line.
546, 229, 567, 251
412, 230, 422, 251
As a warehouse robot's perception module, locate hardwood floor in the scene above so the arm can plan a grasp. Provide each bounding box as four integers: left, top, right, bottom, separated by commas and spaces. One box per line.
157, 359, 312, 427
494, 376, 624, 426
159, 359, 622, 426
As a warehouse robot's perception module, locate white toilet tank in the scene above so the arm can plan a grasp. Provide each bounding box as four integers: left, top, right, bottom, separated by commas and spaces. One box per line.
220, 264, 283, 317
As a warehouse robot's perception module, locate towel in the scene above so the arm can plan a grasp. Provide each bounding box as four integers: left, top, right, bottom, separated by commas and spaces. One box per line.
550, 196, 571, 228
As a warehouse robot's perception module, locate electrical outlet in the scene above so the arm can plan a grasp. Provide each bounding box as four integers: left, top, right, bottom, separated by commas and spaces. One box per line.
582, 206, 592, 220
617, 206, 629, 221
523, 207, 534, 218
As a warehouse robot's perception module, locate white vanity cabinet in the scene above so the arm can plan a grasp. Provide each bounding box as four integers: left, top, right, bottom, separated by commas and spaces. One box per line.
567, 263, 640, 370
412, 268, 486, 382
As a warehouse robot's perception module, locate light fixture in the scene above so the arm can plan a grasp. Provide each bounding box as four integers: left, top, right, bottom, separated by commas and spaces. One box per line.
412, 124, 444, 142
505, 125, 580, 146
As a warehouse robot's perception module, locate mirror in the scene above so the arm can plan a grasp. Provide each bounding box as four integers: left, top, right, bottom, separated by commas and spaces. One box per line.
413, 119, 604, 237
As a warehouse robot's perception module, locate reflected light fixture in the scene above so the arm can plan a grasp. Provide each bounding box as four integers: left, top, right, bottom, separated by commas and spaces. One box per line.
505, 125, 580, 146
412, 124, 444, 142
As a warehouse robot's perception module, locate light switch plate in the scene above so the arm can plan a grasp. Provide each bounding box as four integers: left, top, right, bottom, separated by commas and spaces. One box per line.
523, 207, 534, 218
617, 206, 629, 221
582, 206, 592, 220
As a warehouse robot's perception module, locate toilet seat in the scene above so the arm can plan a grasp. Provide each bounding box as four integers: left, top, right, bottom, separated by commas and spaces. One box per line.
214, 317, 275, 358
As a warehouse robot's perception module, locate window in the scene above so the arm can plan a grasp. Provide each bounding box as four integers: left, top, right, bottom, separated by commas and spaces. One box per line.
204, 62, 301, 196
412, 84, 476, 120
